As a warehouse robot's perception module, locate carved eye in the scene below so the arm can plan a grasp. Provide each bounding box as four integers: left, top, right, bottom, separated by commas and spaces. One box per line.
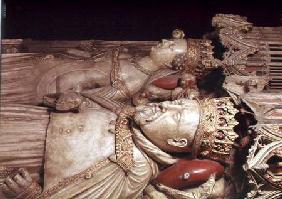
159, 105, 167, 113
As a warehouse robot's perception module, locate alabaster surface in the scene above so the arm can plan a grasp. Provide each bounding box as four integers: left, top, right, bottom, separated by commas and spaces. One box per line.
1, 14, 282, 199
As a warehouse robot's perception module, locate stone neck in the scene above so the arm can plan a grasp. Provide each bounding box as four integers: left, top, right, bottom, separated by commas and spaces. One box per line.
135, 56, 161, 74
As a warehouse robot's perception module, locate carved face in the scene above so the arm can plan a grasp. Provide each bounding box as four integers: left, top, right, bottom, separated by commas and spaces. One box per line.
134, 99, 200, 153
150, 39, 187, 67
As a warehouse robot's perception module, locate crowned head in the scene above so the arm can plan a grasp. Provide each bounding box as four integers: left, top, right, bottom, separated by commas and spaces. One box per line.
134, 97, 239, 163
134, 99, 200, 153
150, 29, 214, 74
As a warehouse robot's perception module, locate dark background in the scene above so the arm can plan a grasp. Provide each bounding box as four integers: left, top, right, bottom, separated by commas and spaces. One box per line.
2, 0, 282, 40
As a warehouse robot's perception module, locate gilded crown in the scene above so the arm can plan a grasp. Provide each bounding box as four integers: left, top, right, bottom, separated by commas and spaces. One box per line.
170, 29, 215, 74
193, 97, 239, 162
171, 40, 215, 75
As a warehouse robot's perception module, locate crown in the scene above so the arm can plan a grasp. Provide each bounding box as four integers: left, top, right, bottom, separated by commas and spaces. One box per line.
171, 35, 215, 75
193, 97, 239, 162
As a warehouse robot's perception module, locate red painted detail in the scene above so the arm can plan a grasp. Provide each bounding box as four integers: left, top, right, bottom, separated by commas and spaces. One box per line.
152, 76, 179, 90
155, 159, 224, 190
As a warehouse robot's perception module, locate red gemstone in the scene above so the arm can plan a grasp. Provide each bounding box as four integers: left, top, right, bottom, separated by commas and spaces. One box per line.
152, 75, 179, 90
155, 159, 224, 190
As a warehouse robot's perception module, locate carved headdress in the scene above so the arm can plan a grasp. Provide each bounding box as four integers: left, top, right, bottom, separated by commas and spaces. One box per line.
193, 97, 239, 163
170, 29, 216, 75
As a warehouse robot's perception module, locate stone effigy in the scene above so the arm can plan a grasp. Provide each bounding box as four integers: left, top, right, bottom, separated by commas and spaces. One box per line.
1, 29, 215, 107
0, 94, 244, 198
0, 14, 282, 199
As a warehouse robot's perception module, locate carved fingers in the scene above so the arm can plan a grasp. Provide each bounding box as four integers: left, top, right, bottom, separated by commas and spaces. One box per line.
1, 183, 14, 198
56, 92, 83, 111
172, 88, 199, 100
180, 73, 196, 88
18, 168, 32, 183
3, 176, 22, 197
155, 183, 196, 199
1, 168, 32, 198
144, 184, 169, 199
42, 95, 57, 108
171, 87, 184, 100
132, 93, 150, 106
155, 176, 216, 199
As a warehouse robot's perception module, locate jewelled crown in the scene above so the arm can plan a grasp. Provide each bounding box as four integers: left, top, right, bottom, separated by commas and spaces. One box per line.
171, 29, 215, 75
193, 97, 239, 162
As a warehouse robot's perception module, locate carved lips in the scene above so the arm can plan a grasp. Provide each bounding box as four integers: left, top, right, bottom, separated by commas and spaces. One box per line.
155, 159, 224, 190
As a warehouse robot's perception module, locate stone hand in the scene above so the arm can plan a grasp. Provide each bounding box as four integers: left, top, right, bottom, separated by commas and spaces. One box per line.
42, 93, 61, 108
144, 184, 169, 199
132, 92, 150, 106
179, 73, 196, 89
172, 87, 199, 100
172, 74, 199, 100
56, 92, 83, 111
1, 168, 33, 198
